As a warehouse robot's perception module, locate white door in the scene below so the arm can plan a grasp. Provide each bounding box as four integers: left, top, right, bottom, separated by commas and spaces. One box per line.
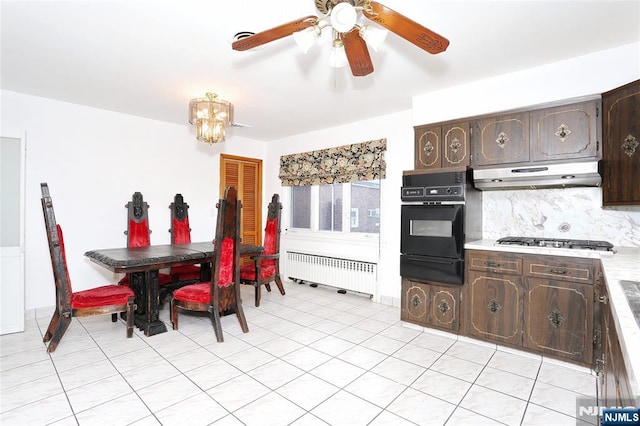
1, 134, 25, 334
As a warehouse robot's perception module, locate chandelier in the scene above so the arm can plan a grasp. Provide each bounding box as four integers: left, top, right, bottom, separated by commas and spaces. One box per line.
188, 93, 234, 144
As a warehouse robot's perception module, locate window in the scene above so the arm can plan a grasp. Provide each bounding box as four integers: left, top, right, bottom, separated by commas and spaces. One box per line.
350, 180, 380, 233
291, 186, 311, 229
290, 179, 380, 234
319, 183, 342, 231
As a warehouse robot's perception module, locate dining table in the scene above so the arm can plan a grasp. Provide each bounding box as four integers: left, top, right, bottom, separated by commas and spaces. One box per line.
84, 241, 263, 336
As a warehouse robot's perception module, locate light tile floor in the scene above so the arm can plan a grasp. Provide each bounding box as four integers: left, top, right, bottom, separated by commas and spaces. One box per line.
1, 282, 598, 425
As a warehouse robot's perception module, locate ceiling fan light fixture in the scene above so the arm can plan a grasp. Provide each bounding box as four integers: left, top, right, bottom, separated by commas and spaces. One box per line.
293, 26, 320, 53
188, 92, 234, 144
359, 25, 388, 51
329, 38, 348, 68
330, 2, 357, 33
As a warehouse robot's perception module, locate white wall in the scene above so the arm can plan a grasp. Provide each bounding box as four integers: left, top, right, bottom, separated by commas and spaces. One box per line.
267, 42, 640, 305
3, 43, 638, 313
0, 90, 266, 312
264, 110, 414, 304
413, 42, 640, 249
413, 43, 640, 125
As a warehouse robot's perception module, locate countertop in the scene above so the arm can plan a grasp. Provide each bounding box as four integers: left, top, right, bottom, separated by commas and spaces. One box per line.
465, 240, 640, 397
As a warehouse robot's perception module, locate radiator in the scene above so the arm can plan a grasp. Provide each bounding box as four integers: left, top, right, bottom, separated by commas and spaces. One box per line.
286, 251, 377, 296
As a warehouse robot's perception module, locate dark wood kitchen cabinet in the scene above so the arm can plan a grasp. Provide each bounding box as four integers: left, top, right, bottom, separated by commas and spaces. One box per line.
529, 100, 600, 162
596, 275, 636, 408
464, 251, 524, 346
401, 278, 460, 332
523, 255, 596, 365
414, 120, 470, 170
464, 250, 598, 366
471, 99, 600, 168
472, 112, 530, 166
601, 79, 640, 206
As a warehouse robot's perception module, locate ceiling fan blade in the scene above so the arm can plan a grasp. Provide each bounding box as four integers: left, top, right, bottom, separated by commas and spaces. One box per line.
341, 30, 374, 77
232, 16, 318, 51
363, 1, 449, 54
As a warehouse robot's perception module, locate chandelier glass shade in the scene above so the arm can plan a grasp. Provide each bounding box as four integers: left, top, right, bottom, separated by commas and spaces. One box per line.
188, 93, 234, 144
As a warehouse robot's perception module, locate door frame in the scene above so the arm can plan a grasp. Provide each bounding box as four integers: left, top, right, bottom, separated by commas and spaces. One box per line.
1, 129, 26, 334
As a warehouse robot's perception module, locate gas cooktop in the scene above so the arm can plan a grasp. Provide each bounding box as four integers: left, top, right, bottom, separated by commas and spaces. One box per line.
497, 236, 614, 251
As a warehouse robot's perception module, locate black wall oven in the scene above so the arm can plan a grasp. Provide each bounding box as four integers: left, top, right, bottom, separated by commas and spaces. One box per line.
400, 168, 481, 285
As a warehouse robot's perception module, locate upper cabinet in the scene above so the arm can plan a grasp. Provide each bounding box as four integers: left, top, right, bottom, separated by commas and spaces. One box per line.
601, 79, 640, 206
472, 112, 530, 166
415, 98, 602, 172
471, 99, 601, 168
414, 120, 470, 170
529, 101, 600, 162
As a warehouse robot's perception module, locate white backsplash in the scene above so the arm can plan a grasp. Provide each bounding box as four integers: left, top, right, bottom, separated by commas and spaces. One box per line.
481, 187, 640, 247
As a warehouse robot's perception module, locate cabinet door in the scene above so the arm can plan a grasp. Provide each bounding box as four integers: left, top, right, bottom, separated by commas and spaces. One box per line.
442, 122, 470, 168
428, 284, 460, 331
465, 270, 523, 346
473, 112, 530, 166
602, 79, 640, 206
530, 101, 600, 162
524, 278, 593, 365
415, 125, 441, 170
401, 279, 429, 325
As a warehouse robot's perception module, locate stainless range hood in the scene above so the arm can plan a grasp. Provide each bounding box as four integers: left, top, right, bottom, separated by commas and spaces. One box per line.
473, 161, 601, 190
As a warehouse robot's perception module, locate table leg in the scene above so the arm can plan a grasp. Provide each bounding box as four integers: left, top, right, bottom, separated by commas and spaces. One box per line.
130, 270, 167, 336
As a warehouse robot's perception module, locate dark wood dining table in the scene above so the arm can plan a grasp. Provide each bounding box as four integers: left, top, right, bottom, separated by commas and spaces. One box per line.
84, 242, 262, 336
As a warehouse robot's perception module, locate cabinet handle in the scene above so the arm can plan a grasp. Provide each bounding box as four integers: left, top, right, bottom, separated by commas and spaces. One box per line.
437, 300, 450, 316
487, 299, 502, 314
485, 262, 501, 268
548, 268, 569, 275
411, 295, 422, 308
548, 309, 565, 329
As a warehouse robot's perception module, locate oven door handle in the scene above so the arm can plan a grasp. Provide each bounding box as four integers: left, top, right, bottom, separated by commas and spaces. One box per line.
402, 255, 459, 264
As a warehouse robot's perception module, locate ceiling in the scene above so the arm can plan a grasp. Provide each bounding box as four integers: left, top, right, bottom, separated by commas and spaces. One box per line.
2, 1, 639, 141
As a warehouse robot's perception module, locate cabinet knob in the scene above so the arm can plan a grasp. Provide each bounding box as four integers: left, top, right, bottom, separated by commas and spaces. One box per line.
599, 295, 608, 304
486, 261, 501, 268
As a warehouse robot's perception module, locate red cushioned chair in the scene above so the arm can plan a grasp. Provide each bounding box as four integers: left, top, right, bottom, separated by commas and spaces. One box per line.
170, 186, 248, 342
118, 192, 172, 287
240, 193, 285, 307
40, 183, 135, 353
168, 193, 203, 282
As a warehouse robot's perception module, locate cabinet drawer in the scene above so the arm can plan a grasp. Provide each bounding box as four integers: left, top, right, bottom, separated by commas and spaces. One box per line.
468, 251, 523, 274
524, 257, 596, 284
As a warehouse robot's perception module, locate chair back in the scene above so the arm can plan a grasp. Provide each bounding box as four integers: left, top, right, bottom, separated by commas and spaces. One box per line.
213, 186, 241, 288
40, 183, 73, 312
125, 191, 150, 247
169, 193, 191, 244
261, 194, 282, 271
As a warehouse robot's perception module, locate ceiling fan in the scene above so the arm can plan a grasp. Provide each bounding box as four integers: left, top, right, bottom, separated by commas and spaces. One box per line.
231, 0, 449, 77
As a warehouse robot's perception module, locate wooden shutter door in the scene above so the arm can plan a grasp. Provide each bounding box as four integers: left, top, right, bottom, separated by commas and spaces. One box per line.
220, 155, 262, 248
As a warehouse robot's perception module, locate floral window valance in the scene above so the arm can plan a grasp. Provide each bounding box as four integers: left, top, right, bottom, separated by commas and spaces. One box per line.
279, 138, 386, 186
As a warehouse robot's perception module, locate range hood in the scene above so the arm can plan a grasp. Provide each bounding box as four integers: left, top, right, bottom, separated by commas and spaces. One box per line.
473, 161, 601, 190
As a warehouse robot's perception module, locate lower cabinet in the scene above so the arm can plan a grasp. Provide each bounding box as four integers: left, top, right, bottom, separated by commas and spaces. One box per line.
463, 250, 597, 366
464, 270, 524, 346
401, 278, 460, 332
524, 278, 593, 364
597, 277, 637, 408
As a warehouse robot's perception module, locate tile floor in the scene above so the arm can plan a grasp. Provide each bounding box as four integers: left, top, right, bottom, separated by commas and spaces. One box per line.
1, 281, 598, 425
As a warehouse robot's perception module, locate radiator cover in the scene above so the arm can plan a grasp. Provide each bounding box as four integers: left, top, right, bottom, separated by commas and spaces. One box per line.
286, 251, 377, 296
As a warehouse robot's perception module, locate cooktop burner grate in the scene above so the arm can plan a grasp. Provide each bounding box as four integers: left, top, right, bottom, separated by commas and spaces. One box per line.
497, 236, 614, 251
